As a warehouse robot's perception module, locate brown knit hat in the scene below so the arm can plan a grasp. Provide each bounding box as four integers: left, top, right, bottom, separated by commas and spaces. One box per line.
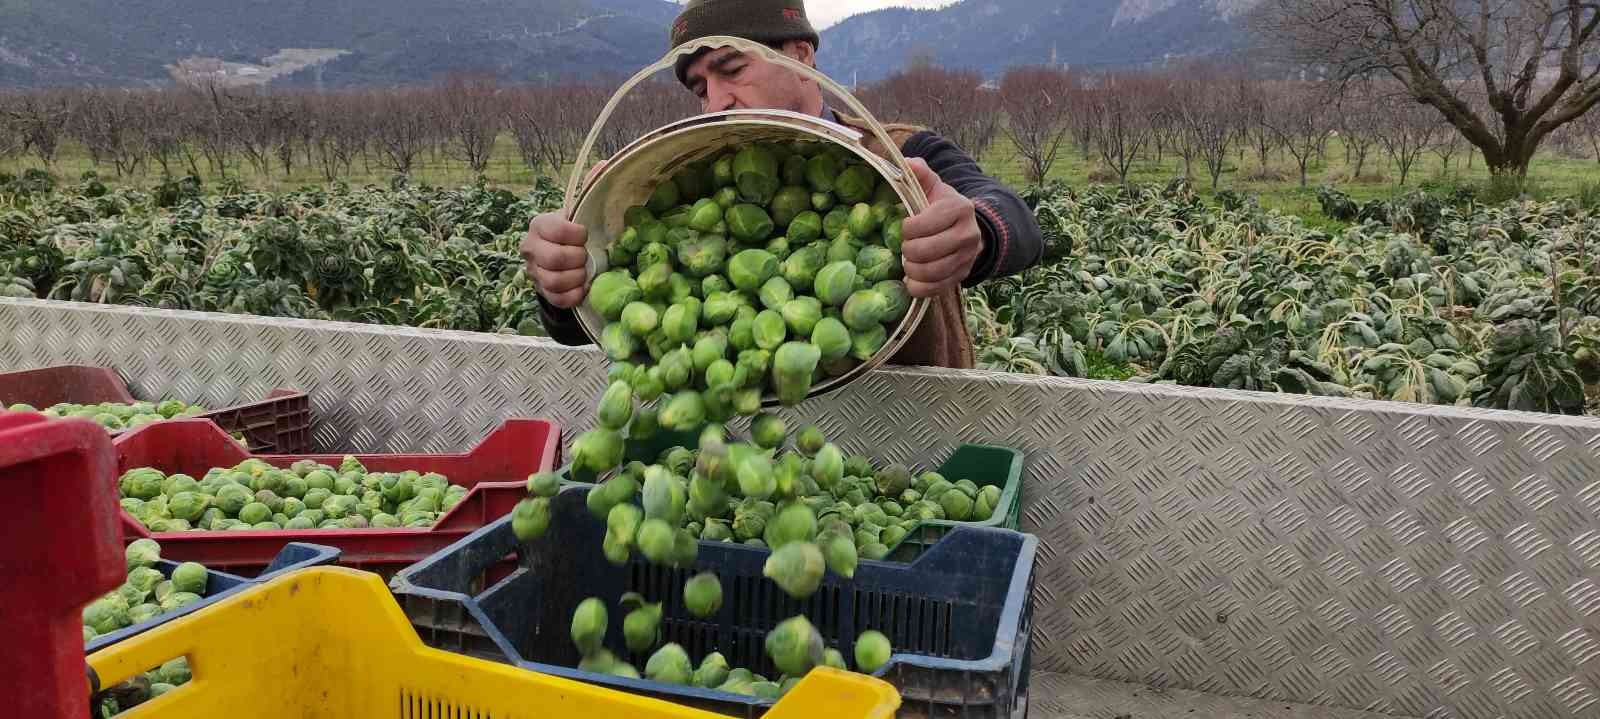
669, 0, 820, 85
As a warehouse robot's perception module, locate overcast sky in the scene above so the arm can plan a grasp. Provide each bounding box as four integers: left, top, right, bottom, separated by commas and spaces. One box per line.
773, 0, 961, 29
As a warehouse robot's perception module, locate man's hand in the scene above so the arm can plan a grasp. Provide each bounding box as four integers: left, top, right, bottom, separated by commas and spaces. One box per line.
521, 212, 589, 308
899, 157, 983, 298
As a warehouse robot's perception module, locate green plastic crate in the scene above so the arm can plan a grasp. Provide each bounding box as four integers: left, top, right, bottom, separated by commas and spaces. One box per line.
552, 427, 1024, 560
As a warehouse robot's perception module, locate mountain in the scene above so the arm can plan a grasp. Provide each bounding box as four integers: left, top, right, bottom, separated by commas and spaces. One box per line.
0, 0, 681, 87
818, 0, 1260, 85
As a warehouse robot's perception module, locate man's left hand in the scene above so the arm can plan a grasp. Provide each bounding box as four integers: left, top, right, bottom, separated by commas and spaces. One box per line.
899, 157, 983, 298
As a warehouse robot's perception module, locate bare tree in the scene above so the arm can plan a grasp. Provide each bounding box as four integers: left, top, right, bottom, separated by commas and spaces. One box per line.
1178, 64, 1245, 190
857, 65, 1001, 158
1085, 73, 1165, 186
1374, 88, 1443, 185
1262, 81, 1335, 187
438, 73, 504, 176
1334, 80, 1384, 179
1431, 130, 1465, 174
69, 88, 149, 177
309, 93, 368, 182
8, 90, 71, 166
998, 65, 1075, 183
1250, 0, 1600, 177
595, 77, 698, 160
1576, 105, 1600, 161
506, 84, 598, 176
1238, 81, 1281, 177
372, 89, 438, 177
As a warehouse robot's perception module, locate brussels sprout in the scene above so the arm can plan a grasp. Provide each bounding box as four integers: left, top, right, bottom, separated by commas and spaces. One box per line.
780, 297, 823, 338
119, 468, 165, 501
572, 428, 625, 475
579, 648, 619, 674
702, 358, 735, 389
599, 323, 637, 362
851, 325, 888, 361
763, 541, 826, 599
813, 260, 858, 307
624, 596, 664, 654
125, 539, 162, 571
765, 615, 826, 677
822, 208, 849, 239
779, 154, 807, 187
804, 154, 839, 193
624, 205, 655, 228
637, 518, 677, 564
797, 516, 846, 571
847, 202, 878, 237
660, 346, 695, 390
765, 502, 817, 550
712, 153, 736, 188
166, 561, 207, 595
826, 232, 863, 263
728, 249, 779, 292
675, 235, 726, 278
733, 145, 780, 204
688, 197, 723, 232
841, 289, 889, 331
940, 488, 974, 520
660, 391, 707, 431
645, 643, 693, 685
856, 245, 899, 282
662, 302, 700, 343
636, 241, 672, 269
752, 275, 791, 310
835, 165, 876, 204
785, 211, 823, 244
779, 244, 825, 293
725, 203, 774, 243
691, 651, 731, 689
167, 491, 206, 522
646, 180, 681, 214
770, 186, 811, 228
588, 270, 642, 321
750, 413, 787, 450
702, 292, 743, 326
881, 216, 904, 253
710, 183, 738, 208
855, 630, 892, 672
571, 597, 608, 657
680, 572, 724, 619
811, 191, 835, 212
511, 497, 551, 541
753, 309, 787, 351
804, 317, 851, 362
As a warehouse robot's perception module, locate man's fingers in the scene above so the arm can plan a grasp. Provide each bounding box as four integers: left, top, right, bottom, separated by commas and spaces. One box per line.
532, 240, 588, 272
532, 214, 589, 247
536, 266, 588, 295
542, 286, 586, 309
903, 241, 976, 284
901, 198, 961, 246
904, 276, 961, 298
906, 157, 941, 200
900, 223, 970, 264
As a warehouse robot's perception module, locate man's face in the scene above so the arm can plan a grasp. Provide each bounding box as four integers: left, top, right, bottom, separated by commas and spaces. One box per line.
683, 42, 814, 114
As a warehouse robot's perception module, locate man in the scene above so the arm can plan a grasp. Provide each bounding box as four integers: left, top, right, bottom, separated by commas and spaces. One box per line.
522, 0, 1043, 368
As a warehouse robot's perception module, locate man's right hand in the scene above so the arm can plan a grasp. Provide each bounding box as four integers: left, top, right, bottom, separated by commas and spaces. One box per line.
521, 212, 589, 308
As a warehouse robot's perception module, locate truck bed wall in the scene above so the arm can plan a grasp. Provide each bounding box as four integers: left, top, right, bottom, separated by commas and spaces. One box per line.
5, 298, 1597, 719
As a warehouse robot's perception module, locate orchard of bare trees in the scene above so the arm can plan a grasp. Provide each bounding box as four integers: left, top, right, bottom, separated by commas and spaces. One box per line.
3, 62, 1599, 191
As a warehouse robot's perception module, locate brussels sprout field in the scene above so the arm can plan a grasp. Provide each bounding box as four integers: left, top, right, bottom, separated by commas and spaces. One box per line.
118, 456, 470, 531
3, 170, 1596, 415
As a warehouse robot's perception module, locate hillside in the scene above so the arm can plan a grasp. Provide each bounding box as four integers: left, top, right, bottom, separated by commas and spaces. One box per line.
0, 0, 680, 87
818, 0, 1258, 84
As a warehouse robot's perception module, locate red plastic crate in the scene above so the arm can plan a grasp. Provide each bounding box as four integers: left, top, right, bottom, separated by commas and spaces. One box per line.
0, 364, 313, 453
0, 411, 124, 719
111, 417, 561, 578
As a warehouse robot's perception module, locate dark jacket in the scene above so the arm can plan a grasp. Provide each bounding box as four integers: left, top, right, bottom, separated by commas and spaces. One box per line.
534, 118, 1045, 349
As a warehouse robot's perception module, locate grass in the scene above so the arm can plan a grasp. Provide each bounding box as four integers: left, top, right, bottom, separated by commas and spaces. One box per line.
5, 129, 1597, 223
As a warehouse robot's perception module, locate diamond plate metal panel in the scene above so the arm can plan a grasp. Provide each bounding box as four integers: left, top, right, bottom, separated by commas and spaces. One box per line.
5, 298, 1600, 719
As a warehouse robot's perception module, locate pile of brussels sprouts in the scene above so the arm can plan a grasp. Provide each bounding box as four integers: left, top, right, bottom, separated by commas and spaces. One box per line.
586, 139, 913, 429
85, 540, 202, 716
8, 399, 207, 432
118, 456, 469, 532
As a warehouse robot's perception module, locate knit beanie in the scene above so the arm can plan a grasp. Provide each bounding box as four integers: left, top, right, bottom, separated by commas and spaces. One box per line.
669, 0, 820, 85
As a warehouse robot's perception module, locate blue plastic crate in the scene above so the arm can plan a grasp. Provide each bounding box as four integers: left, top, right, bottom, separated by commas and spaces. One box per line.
85, 542, 341, 654
390, 487, 1037, 718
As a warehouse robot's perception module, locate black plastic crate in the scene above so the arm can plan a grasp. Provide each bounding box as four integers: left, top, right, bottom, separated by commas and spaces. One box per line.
390, 486, 1037, 718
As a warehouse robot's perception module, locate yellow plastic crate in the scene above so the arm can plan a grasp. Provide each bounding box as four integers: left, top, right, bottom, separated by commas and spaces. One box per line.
87, 567, 900, 719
